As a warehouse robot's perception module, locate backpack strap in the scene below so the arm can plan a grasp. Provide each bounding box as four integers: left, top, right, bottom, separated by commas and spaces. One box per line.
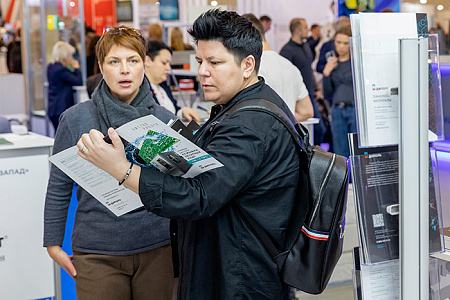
226, 98, 310, 270
225, 98, 312, 153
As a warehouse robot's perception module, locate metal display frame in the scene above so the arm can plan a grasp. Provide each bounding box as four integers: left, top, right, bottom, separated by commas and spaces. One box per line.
399, 37, 430, 300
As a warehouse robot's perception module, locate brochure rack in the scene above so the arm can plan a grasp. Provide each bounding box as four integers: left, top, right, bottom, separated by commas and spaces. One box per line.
349, 133, 443, 266
349, 13, 445, 300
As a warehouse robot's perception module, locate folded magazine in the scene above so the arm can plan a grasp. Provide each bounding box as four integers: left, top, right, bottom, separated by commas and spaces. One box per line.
49, 115, 222, 216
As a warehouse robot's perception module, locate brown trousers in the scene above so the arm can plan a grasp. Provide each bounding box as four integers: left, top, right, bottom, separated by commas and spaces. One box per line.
73, 244, 178, 300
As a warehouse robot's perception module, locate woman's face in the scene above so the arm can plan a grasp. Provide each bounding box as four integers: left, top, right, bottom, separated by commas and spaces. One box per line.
99, 44, 145, 104
334, 33, 350, 58
145, 49, 172, 85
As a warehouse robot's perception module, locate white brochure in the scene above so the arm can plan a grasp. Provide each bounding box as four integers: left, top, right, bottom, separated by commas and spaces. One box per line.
49, 115, 223, 217
351, 13, 418, 147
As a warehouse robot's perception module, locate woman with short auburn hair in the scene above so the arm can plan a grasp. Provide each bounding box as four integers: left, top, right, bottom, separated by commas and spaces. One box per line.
44, 26, 178, 300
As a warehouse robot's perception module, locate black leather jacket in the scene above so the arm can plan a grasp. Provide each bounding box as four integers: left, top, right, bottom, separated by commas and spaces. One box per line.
139, 79, 300, 299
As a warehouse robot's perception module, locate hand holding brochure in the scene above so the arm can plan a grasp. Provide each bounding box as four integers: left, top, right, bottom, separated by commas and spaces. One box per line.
49, 115, 223, 216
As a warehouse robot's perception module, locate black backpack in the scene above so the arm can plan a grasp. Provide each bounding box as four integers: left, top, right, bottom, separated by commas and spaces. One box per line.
227, 99, 349, 294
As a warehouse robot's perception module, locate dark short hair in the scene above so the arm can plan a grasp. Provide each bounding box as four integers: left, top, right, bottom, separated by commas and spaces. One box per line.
188, 9, 262, 73
147, 41, 173, 61
311, 24, 320, 31
289, 18, 306, 35
260, 15, 271, 22
85, 26, 96, 34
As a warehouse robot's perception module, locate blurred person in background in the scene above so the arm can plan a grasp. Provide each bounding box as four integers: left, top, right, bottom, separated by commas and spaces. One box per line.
44, 26, 178, 300
280, 18, 326, 145
84, 26, 97, 49
6, 28, 22, 73
170, 27, 194, 51
260, 15, 272, 32
322, 26, 355, 158
148, 23, 163, 42
47, 41, 82, 131
243, 13, 313, 122
146, 40, 200, 121
86, 34, 101, 77
306, 24, 322, 60
316, 16, 350, 74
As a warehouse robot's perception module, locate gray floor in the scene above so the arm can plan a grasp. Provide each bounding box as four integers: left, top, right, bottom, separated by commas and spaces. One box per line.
295, 283, 354, 299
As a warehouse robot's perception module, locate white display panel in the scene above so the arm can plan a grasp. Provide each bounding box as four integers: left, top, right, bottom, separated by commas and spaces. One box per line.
0, 154, 55, 299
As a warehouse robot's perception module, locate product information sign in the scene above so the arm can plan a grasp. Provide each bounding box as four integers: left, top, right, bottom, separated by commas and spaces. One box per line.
0, 154, 55, 299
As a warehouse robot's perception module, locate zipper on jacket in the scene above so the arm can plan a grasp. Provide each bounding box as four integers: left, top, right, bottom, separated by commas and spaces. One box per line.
308, 154, 336, 227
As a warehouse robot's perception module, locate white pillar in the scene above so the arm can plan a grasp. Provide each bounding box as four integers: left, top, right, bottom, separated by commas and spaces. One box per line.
399, 37, 429, 300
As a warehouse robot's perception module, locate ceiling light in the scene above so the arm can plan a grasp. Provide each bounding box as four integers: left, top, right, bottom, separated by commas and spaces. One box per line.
437, 4, 444, 10
420, 0, 427, 3
211, 1, 218, 6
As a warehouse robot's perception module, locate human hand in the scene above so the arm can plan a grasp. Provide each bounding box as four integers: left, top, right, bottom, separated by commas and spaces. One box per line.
323, 57, 338, 77
181, 107, 201, 122
77, 128, 129, 181
47, 245, 77, 278
71, 59, 80, 70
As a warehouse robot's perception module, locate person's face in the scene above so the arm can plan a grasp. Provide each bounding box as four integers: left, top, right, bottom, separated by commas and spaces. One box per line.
145, 49, 172, 85
299, 21, 309, 40
262, 20, 271, 32
196, 40, 252, 105
311, 27, 321, 37
85, 32, 96, 46
334, 33, 350, 57
99, 44, 144, 104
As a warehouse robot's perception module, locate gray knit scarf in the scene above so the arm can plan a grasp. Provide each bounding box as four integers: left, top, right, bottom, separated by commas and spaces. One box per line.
92, 76, 158, 134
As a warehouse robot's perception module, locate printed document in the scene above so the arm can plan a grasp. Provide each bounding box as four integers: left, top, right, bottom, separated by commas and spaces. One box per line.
49, 115, 223, 216
351, 13, 418, 147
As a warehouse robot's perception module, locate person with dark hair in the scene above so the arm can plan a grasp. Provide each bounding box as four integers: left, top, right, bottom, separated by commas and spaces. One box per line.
44, 26, 178, 299
243, 13, 313, 122
260, 15, 272, 32
86, 34, 100, 77
77, 9, 301, 300
323, 26, 355, 158
306, 24, 322, 59
84, 26, 97, 49
145, 40, 200, 121
280, 18, 326, 145
6, 28, 22, 73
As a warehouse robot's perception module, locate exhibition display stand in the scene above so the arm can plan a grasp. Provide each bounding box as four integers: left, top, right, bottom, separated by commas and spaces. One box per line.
350, 13, 445, 300
0, 133, 60, 300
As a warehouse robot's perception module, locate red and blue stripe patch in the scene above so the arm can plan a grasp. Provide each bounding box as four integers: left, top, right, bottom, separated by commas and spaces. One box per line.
301, 226, 329, 241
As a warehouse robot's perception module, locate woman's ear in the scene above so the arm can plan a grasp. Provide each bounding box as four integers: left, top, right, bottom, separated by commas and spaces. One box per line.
98, 61, 103, 75
242, 55, 256, 79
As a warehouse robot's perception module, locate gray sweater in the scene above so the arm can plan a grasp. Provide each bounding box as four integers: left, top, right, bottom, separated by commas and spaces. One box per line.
43, 99, 176, 255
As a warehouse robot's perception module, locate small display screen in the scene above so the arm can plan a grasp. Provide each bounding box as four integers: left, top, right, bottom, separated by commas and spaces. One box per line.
116, 1, 133, 22
159, 0, 179, 21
